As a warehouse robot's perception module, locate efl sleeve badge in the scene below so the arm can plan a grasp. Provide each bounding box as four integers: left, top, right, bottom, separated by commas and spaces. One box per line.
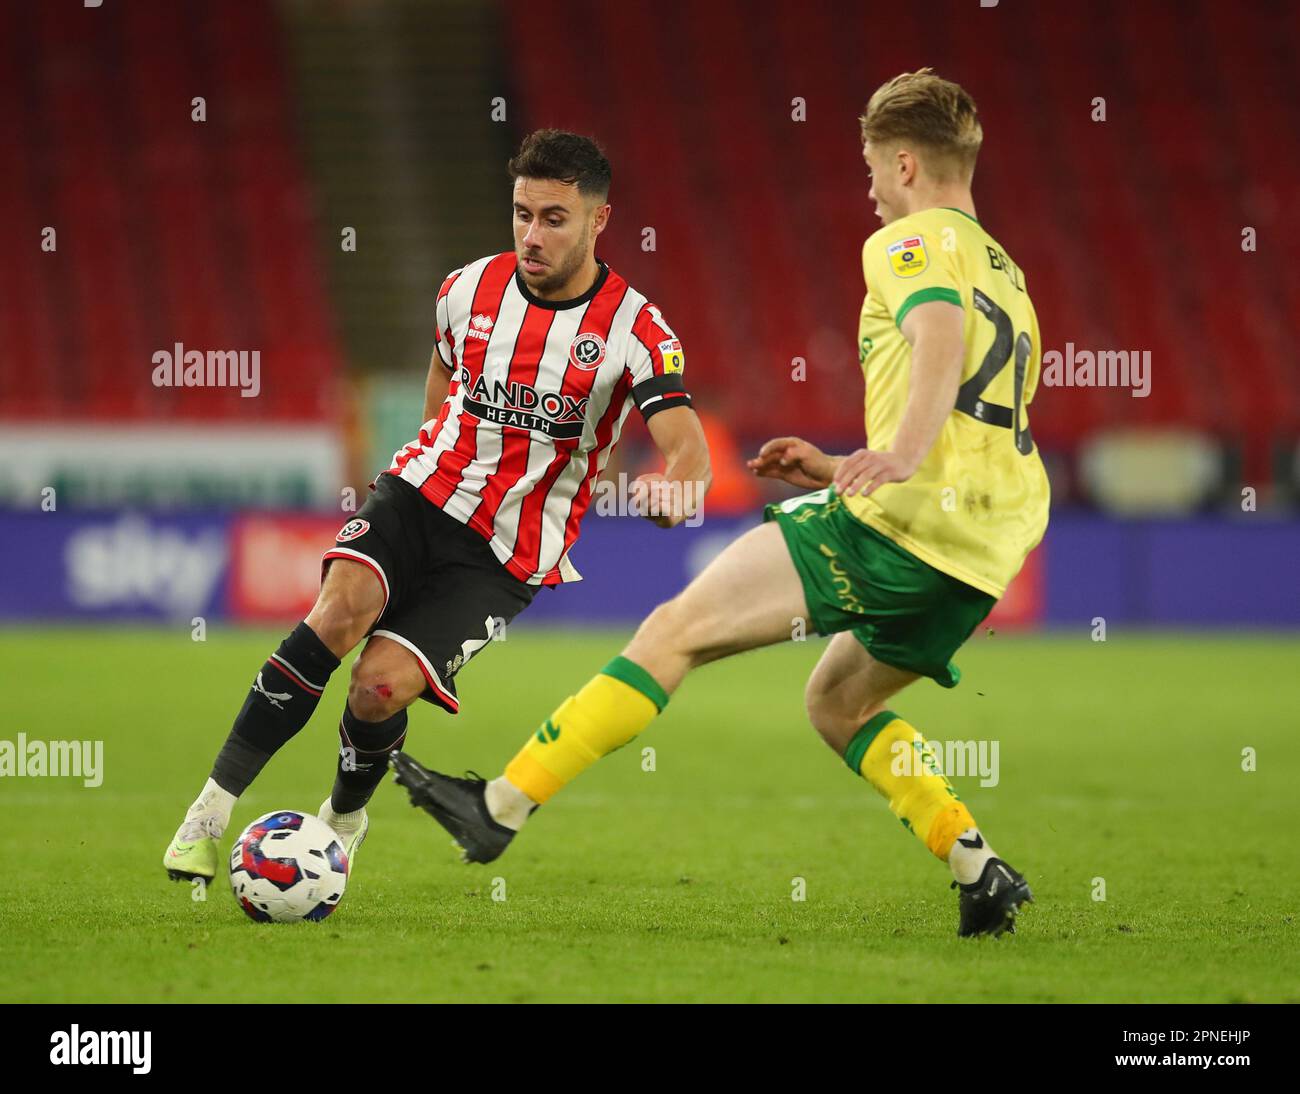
887, 236, 929, 278
657, 338, 685, 374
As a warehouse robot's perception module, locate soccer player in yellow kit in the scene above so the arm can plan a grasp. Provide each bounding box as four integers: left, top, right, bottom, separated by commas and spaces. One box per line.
395, 69, 1050, 937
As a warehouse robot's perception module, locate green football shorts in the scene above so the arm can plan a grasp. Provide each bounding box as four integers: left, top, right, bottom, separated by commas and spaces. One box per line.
764, 487, 996, 687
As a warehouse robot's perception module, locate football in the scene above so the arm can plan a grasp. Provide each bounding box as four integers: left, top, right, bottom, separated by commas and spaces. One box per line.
228, 811, 349, 923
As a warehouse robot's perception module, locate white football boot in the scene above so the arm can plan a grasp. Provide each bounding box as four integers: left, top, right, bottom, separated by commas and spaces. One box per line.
163, 813, 225, 882
318, 798, 368, 875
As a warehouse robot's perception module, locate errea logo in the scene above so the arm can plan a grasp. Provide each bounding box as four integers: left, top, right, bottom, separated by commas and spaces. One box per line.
468, 314, 494, 342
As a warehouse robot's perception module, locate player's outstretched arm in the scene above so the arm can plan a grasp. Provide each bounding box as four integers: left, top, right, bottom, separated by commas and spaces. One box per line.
633, 405, 712, 528
834, 300, 964, 497
748, 436, 841, 489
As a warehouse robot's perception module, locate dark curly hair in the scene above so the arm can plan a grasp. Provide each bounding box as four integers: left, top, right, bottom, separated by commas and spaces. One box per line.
507, 129, 611, 200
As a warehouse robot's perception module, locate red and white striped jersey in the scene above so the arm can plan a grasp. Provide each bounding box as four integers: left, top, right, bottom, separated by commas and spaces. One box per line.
387, 252, 693, 585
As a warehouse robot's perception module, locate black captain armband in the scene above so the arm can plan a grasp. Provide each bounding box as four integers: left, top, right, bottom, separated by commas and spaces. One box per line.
631, 373, 693, 421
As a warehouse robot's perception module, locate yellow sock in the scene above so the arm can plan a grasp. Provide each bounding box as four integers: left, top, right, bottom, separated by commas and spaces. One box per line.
844, 710, 975, 860
504, 656, 668, 804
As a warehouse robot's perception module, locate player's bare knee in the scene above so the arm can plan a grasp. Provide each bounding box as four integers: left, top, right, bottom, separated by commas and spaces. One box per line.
306, 600, 370, 658
804, 682, 857, 743
347, 673, 403, 722
637, 596, 708, 664
803, 691, 835, 738
637, 597, 681, 645
308, 560, 384, 655
349, 635, 429, 720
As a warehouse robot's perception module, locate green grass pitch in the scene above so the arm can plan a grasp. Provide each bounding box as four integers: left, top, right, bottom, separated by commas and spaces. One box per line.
1, 625, 1297, 1003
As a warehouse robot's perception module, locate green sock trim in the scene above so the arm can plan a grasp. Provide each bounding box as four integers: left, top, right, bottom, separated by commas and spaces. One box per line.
843, 710, 900, 774
600, 655, 670, 713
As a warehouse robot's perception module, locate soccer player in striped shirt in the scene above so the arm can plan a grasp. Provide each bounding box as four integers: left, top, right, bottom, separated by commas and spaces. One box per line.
395, 72, 1048, 938
163, 131, 711, 884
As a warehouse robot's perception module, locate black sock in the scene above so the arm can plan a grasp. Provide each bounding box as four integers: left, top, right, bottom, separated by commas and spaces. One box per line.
210, 622, 341, 795
331, 704, 409, 814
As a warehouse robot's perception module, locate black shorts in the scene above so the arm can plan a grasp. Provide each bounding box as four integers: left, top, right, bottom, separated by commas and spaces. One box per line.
321, 473, 537, 713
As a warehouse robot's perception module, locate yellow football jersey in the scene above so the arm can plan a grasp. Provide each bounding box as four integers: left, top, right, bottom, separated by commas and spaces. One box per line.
846, 206, 1050, 598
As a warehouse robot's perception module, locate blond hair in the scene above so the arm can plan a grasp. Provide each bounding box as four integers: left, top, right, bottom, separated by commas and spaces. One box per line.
859, 69, 982, 181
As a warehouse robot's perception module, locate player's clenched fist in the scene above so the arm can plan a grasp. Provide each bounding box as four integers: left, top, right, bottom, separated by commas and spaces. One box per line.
631, 472, 690, 528
831, 448, 916, 497
747, 437, 837, 490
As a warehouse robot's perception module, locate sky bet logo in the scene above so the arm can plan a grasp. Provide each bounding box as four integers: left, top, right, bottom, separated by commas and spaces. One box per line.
457, 367, 589, 439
